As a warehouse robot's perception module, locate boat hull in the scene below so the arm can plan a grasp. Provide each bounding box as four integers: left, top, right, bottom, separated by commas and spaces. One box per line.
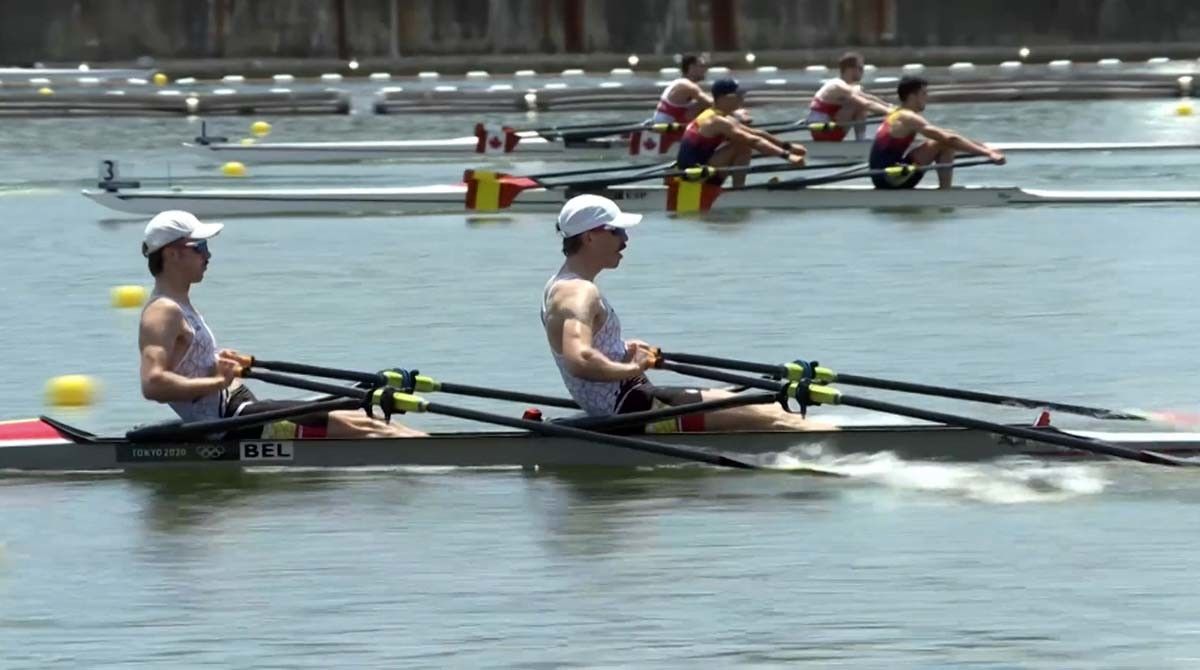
3, 418, 1199, 472
184, 137, 1200, 165
82, 182, 1200, 218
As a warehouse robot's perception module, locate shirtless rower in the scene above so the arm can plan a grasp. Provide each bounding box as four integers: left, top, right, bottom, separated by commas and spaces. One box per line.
675, 78, 806, 187
649, 54, 711, 125
541, 194, 834, 433
137, 210, 424, 439
806, 51, 893, 141
870, 76, 1005, 190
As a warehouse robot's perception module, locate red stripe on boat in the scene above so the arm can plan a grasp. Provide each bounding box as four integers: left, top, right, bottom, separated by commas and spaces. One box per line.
0, 419, 64, 441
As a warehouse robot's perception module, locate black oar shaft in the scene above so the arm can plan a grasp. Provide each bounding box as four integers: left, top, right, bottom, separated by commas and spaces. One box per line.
657, 361, 783, 393
126, 397, 362, 442
830, 373, 1146, 421
435, 381, 579, 409
565, 391, 777, 431
658, 352, 783, 376
423, 401, 755, 469
244, 369, 371, 399
832, 393, 1183, 467
248, 359, 380, 385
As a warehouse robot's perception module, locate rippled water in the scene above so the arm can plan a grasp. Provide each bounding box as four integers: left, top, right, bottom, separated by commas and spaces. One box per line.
2, 99, 1200, 667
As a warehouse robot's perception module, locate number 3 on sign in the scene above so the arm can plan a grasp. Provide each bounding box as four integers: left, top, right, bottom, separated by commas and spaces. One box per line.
97, 160, 120, 182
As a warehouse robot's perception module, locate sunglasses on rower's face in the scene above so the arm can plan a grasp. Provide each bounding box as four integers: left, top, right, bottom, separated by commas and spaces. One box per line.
600, 225, 628, 240
181, 239, 209, 255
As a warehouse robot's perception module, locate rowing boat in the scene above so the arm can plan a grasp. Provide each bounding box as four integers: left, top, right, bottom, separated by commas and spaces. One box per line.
83, 180, 1200, 218
184, 133, 1200, 165
3, 417, 1198, 472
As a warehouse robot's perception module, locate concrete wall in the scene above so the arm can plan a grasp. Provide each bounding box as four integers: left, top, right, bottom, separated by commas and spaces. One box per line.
1, 0, 1198, 64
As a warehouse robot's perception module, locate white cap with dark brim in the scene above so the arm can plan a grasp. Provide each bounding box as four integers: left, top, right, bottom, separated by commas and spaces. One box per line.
556, 194, 642, 237
142, 210, 224, 256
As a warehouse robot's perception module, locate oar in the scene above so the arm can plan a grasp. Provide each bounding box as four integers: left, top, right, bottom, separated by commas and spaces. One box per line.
126, 396, 363, 442
655, 351, 1175, 423
228, 355, 580, 409
798, 384, 1198, 468
654, 158, 866, 183
754, 116, 884, 134
652, 359, 1199, 467
762, 156, 1001, 190
242, 367, 841, 475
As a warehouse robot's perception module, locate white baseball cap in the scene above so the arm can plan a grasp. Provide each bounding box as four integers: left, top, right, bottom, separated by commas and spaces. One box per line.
141, 210, 224, 256
556, 194, 642, 238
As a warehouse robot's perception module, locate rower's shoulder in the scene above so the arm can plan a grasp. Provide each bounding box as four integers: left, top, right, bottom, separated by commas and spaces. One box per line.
139, 295, 184, 326
547, 276, 600, 306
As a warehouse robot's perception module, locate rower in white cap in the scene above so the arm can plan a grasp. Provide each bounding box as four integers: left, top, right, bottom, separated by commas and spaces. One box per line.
540, 195, 835, 432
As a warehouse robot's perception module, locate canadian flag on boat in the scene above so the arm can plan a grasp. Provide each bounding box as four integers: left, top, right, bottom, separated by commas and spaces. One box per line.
473, 123, 520, 153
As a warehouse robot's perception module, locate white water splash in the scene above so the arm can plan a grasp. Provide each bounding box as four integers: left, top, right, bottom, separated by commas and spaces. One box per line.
769, 449, 1109, 504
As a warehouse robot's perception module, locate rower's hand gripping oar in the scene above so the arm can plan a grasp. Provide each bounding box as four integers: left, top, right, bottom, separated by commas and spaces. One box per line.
655, 351, 1181, 424
649, 356, 1200, 467
225, 365, 842, 476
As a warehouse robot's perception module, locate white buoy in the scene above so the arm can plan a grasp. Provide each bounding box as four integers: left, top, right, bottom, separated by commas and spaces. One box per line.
745, 53, 757, 64
627, 54, 639, 67
348, 59, 360, 70
1019, 47, 1031, 59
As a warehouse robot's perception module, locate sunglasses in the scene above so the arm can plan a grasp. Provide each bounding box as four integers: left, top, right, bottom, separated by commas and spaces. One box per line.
181, 239, 209, 255
601, 225, 628, 240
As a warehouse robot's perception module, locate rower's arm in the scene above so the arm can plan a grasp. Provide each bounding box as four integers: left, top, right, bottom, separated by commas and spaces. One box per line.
681, 80, 713, 108
913, 118, 1004, 160
551, 282, 649, 381
850, 91, 893, 116
139, 301, 233, 402
722, 118, 797, 158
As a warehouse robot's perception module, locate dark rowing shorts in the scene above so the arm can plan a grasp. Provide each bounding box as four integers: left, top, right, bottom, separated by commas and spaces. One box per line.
869, 151, 924, 190
222, 385, 330, 439
614, 380, 707, 433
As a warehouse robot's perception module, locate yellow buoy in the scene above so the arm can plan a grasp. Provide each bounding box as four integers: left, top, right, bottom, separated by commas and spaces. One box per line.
153, 72, 169, 86
110, 284, 148, 308
1176, 100, 1194, 116
45, 375, 98, 407
221, 161, 247, 177
37, 86, 53, 96
251, 120, 272, 137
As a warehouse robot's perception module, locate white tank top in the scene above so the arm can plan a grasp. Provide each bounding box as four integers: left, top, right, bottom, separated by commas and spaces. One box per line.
541, 269, 628, 416
143, 294, 225, 422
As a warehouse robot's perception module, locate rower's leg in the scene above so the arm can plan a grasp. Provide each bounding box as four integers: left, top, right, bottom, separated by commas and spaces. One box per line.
834, 103, 869, 140
695, 389, 839, 432
326, 410, 428, 438
907, 141, 957, 189
709, 143, 754, 187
